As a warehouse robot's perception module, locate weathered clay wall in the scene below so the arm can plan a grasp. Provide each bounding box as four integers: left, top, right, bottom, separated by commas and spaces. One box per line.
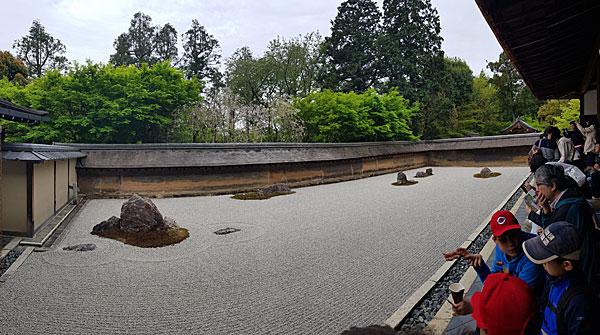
63, 134, 537, 198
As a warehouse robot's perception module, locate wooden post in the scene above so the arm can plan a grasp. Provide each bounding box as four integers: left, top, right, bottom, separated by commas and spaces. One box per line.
580, 95, 585, 121
597, 58, 600, 124
0, 125, 3, 243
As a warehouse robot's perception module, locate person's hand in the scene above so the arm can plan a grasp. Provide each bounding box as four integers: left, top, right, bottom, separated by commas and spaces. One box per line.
535, 189, 551, 214
442, 248, 469, 261
463, 253, 483, 267
452, 297, 473, 316
525, 203, 532, 214
536, 227, 544, 235
594, 163, 600, 171
524, 182, 532, 192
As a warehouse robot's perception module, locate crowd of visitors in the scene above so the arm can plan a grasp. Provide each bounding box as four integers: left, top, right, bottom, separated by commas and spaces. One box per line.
343, 121, 600, 334
440, 120, 600, 335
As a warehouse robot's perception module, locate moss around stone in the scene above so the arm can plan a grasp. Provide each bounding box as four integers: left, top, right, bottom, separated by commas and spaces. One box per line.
92, 227, 189, 248
231, 191, 295, 200
473, 172, 502, 178
391, 181, 418, 186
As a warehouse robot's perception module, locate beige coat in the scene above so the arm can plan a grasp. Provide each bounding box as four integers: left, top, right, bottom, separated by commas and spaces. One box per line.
576, 123, 596, 154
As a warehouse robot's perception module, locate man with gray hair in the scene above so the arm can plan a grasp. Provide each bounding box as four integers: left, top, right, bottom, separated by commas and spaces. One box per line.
526, 164, 597, 282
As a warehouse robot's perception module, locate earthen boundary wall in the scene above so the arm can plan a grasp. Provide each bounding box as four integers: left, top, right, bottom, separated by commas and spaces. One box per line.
59, 133, 538, 198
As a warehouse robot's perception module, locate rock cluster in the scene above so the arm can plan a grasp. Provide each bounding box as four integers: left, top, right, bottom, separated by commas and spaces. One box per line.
93, 194, 178, 233
396, 172, 417, 185
415, 168, 433, 178
257, 183, 292, 198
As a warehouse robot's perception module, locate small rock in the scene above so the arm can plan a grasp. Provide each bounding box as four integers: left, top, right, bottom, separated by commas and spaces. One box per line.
426, 168, 433, 175
480, 167, 493, 177
415, 171, 427, 178
163, 217, 179, 230
92, 216, 121, 233
214, 227, 241, 235
63, 244, 96, 252
397, 172, 408, 184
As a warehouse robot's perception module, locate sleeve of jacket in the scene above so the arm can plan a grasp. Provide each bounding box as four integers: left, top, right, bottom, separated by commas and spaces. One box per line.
474, 246, 503, 283
516, 258, 544, 290
539, 212, 552, 228
576, 123, 591, 134
528, 211, 541, 224
564, 294, 597, 335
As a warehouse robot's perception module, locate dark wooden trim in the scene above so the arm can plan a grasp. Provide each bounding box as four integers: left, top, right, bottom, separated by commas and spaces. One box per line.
53, 160, 57, 213
579, 33, 600, 95
26, 162, 33, 237
581, 94, 585, 120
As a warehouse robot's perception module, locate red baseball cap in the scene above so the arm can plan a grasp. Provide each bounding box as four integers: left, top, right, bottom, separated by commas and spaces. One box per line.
490, 210, 521, 237
471, 273, 538, 335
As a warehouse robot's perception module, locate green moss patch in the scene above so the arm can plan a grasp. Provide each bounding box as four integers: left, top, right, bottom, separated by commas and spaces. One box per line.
473, 172, 502, 178
231, 191, 295, 200
92, 227, 189, 248
391, 181, 418, 186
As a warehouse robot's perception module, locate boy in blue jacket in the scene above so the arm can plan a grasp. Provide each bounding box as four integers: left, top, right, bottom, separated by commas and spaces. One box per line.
444, 210, 545, 293
523, 221, 599, 335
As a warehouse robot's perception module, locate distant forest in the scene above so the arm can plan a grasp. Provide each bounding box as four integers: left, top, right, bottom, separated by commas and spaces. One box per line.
0, 0, 578, 144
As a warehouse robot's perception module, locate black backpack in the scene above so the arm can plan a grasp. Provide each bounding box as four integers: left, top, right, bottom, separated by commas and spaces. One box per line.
543, 276, 600, 335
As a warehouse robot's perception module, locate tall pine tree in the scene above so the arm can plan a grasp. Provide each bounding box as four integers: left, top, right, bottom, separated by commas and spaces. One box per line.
181, 19, 221, 85
379, 0, 442, 103
110, 12, 157, 67
320, 0, 381, 93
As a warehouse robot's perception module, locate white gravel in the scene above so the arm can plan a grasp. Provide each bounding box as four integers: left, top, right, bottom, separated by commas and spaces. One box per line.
0, 166, 529, 335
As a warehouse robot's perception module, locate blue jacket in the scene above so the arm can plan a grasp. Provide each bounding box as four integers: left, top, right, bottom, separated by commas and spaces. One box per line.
541, 273, 597, 335
474, 232, 545, 292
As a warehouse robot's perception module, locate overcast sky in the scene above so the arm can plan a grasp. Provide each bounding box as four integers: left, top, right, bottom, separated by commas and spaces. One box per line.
0, 0, 502, 75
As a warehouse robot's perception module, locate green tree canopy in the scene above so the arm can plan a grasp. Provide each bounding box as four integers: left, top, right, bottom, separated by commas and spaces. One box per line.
538, 99, 580, 130
320, 0, 381, 93
265, 32, 322, 98
0, 61, 203, 144
487, 51, 541, 121
13, 20, 68, 77
294, 89, 417, 142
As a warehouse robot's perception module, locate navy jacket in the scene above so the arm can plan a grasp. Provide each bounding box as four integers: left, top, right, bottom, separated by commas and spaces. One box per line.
541, 273, 598, 335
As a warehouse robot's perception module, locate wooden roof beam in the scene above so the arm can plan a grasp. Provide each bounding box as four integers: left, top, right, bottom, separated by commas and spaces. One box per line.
579, 33, 600, 95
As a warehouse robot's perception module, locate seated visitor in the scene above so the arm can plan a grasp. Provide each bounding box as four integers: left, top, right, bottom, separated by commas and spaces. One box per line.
443, 210, 545, 292
526, 164, 597, 282
527, 153, 589, 199
451, 273, 541, 335
533, 126, 561, 162
523, 221, 600, 335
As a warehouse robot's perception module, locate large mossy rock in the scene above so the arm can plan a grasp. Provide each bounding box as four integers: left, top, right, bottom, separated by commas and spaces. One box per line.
120, 194, 170, 233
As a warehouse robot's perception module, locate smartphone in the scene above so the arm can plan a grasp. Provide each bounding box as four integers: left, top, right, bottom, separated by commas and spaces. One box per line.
520, 181, 529, 193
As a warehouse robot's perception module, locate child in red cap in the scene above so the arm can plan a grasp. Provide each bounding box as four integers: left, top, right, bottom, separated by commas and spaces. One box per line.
453, 273, 541, 335
443, 210, 545, 296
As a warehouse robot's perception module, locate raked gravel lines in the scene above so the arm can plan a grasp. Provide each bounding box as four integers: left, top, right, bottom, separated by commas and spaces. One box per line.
0, 166, 529, 335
